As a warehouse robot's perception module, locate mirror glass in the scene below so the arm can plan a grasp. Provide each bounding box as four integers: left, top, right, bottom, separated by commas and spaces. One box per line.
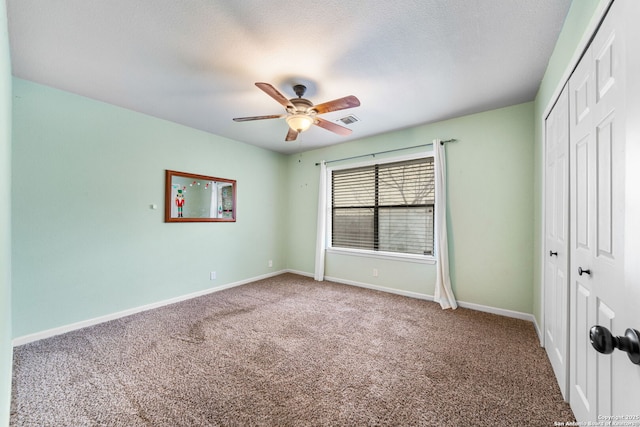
165, 170, 236, 222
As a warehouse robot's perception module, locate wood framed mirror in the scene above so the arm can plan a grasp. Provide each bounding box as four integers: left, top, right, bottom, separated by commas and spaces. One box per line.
165, 170, 236, 222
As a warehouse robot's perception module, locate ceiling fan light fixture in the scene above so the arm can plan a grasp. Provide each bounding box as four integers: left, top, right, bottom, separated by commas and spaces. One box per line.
286, 114, 314, 133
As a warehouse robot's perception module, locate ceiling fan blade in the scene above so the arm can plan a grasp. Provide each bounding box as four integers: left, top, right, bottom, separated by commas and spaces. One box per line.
232, 114, 283, 122
255, 82, 295, 109
285, 127, 298, 141
314, 118, 353, 136
313, 95, 360, 115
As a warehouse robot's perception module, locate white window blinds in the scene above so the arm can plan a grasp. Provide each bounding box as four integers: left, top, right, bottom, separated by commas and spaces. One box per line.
331, 157, 435, 256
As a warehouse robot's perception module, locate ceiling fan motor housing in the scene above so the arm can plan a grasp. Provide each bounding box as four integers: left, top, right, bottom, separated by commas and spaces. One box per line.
289, 97, 315, 114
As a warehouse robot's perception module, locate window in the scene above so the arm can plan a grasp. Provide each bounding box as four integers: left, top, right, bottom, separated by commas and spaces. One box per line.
330, 156, 435, 257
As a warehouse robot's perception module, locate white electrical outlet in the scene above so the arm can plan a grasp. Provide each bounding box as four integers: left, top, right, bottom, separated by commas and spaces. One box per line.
268, 260, 273, 268
373, 268, 378, 277
210, 271, 216, 280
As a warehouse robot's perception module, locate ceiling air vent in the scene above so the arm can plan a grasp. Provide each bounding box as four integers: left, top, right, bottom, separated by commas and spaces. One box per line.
338, 115, 359, 125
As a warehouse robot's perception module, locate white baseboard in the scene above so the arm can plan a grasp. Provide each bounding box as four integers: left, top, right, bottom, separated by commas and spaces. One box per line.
323, 275, 434, 301
455, 300, 536, 323
322, 275, 536, 323
12, 270, 287, 347
285, 269, 314, 278
533, 317, 544, 347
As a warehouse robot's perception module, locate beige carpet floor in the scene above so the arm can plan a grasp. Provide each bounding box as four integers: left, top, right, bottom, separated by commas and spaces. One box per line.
11, 273, 575, 426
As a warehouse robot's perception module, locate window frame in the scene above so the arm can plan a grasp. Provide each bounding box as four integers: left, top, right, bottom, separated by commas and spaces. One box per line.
325, 152, 437, 264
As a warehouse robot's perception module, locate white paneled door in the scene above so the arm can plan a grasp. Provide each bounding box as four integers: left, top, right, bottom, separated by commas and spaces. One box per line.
568, 0, 640, 421
544, 83, 570, 399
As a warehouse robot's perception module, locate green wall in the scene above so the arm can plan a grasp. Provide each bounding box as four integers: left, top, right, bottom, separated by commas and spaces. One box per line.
1, 1, 12, 424
532, 0, 605, 327
11, 79, 287, 338
285, 102, 535, 314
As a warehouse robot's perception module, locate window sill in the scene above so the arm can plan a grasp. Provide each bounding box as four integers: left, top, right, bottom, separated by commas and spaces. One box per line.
326, 247, 436, 264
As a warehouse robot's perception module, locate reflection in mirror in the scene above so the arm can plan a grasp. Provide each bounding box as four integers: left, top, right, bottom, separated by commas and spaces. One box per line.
165, 170, 236, 222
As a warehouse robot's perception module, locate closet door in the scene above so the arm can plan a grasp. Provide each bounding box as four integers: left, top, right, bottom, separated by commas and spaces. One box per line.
543, 84, 570, 399
568, 32, 600, 423
568, 0, 640, 420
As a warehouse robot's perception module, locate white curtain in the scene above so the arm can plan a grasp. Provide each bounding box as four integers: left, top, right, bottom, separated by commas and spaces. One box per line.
434, 139, 457, 309
209, 182, 219, 218
314, 161, 328, 281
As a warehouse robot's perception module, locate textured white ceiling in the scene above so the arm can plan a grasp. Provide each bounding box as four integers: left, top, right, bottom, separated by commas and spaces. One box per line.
7, 0, 572, 154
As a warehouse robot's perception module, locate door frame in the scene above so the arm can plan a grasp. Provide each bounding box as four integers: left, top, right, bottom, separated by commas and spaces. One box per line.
538, 0, 613, 387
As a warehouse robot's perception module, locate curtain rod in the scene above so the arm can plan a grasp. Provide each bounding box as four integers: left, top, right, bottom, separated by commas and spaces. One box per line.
314, 139, 456, 166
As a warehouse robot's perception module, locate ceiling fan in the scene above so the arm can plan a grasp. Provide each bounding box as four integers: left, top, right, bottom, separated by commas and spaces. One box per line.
233, 82, 360, 142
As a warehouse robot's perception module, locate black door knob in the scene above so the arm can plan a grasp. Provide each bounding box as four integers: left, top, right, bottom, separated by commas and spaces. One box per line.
549, 251, 558, 257
578, 267, 591, 276
590, 325, 616, 354
590, 325, 640, 365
